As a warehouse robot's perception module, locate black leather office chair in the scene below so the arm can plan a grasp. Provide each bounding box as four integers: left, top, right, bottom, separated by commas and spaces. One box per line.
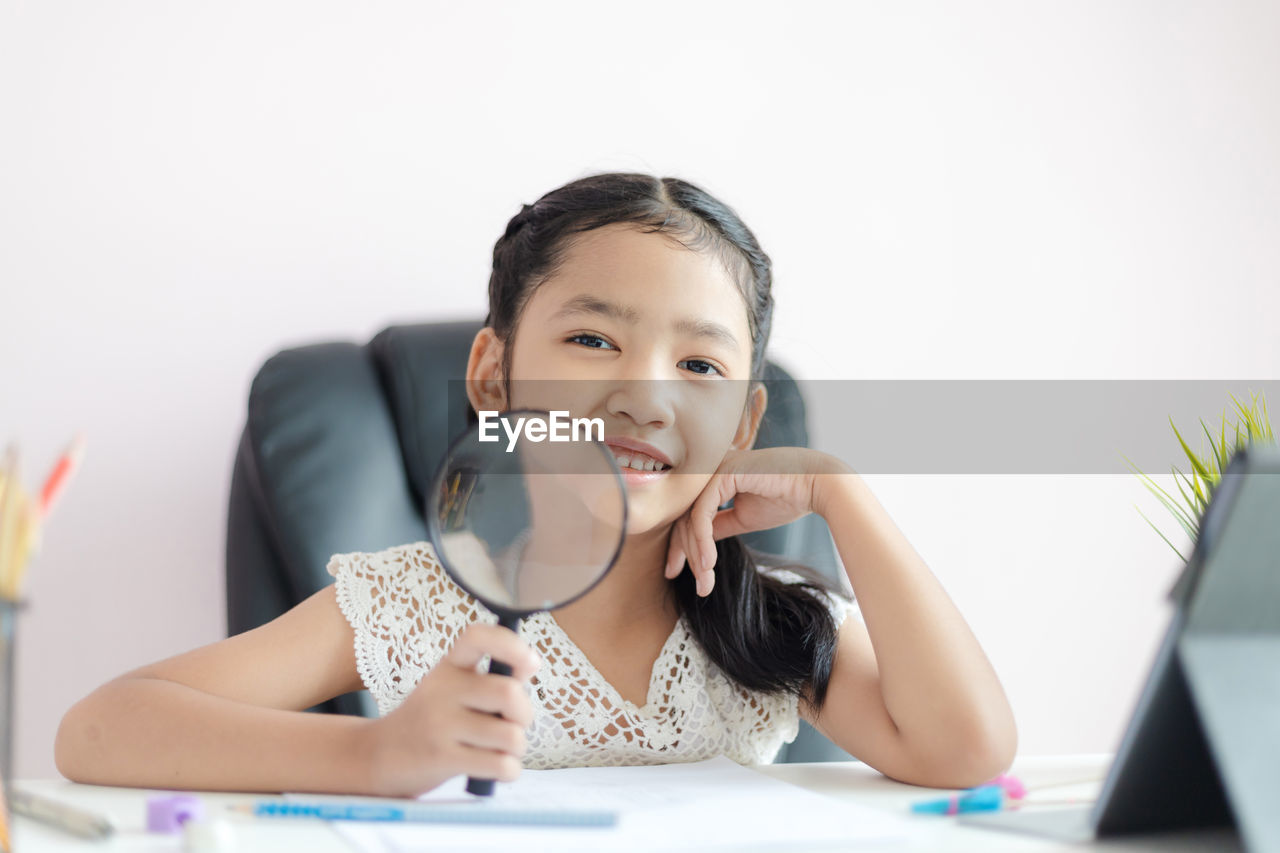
225, 320, 854, 762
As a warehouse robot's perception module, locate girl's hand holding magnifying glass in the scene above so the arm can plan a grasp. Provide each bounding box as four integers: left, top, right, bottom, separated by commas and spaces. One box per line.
664, 448, 854, 597
359, 623, 541, 798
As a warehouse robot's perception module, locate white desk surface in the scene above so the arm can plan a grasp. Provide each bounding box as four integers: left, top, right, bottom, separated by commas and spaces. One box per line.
11, 755, 1242, 851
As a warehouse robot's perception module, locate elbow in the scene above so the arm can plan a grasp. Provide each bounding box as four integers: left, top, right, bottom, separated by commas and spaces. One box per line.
947, 730, 1017, 789
54, 696, 106, 783
894, 707, 1018, 790
930, 687, 1020, 789
53, 702, 85, 781
925, 718, 1019, 789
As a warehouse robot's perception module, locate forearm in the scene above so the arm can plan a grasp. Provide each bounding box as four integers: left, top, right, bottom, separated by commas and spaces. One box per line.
55, 676, 374, 794
815, 469, 1017, 771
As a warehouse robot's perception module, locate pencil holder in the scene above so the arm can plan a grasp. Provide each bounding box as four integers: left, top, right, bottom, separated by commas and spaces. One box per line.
0, 598, 24, 853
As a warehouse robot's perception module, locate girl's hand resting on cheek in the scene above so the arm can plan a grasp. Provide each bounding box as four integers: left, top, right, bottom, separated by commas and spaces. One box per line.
664, 448, 852, 597
358, 623, 541, 798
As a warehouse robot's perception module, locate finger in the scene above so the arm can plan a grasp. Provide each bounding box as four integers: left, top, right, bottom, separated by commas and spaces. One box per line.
670, 516, 695, 580
458, 671, 536, 727
446, 624, 541, 679
664, 519, 686, 579
679, 509, 713, 597
709, 506, 751, 540
675, 515, 693, 581
452, 743, 523, 783
688, 479, 730, 594
691, 476, 731, 570
456, 711, 529, 757
665, 546, 686, 579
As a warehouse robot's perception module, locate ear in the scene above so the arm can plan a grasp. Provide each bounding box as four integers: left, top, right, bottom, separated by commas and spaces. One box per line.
465, 327, 508, 413
730, 382, 768, 450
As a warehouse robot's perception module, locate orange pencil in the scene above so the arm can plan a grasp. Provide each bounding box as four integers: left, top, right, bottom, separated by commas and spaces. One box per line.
39, 433, 86, 520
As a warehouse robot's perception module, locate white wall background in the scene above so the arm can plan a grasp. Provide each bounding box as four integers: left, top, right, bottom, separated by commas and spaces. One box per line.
2, 0, 1278, 779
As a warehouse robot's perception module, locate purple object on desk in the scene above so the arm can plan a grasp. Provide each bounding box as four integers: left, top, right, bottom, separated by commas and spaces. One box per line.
147, 794, 205, 832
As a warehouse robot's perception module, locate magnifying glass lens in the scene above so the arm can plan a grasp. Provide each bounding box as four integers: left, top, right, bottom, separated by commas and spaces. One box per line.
431, 424, 625, 612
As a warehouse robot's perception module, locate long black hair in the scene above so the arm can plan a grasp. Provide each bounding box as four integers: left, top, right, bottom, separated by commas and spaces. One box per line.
474, 172, 851, 711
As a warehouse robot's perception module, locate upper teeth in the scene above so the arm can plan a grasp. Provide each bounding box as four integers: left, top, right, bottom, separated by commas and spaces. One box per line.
612, 452, 668, 472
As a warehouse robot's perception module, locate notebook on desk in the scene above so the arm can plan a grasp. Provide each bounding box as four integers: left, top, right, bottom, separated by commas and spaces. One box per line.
961, 445, 1280, 852
313, 757, 920, 852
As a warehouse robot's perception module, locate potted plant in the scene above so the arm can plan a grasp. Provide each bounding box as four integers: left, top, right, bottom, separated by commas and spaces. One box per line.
1124, 390, 1274, 563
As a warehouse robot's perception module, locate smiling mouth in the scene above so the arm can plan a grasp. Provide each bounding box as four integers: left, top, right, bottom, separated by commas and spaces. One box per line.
609, 450, 672, 473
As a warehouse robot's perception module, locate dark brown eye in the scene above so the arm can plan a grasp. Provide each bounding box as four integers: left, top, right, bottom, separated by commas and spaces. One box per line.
566, 333, 615, 350
679, 359, 722, 376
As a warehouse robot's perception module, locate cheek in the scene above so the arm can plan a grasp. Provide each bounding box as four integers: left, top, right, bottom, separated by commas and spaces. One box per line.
508, 379, 602, 416
660, 424, 740, 510
680, 410, 743, 473
656, 473, 716, 522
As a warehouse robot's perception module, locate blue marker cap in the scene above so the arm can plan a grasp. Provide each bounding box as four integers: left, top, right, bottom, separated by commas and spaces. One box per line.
910, 784, 1005, 815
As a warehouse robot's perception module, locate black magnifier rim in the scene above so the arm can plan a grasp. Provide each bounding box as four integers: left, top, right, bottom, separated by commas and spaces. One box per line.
425, 407, 629, 618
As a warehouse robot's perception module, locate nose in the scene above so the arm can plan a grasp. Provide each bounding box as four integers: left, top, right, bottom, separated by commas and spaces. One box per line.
605, 352, 677, 428
607, 379, 676, 428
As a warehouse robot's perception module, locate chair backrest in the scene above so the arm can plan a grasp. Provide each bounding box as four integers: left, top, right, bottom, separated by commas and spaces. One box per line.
226, 320, 851, 761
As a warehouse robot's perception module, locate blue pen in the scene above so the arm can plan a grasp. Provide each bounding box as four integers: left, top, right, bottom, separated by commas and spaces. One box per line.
910, 784, 1004, 815
235, 800, 618, 828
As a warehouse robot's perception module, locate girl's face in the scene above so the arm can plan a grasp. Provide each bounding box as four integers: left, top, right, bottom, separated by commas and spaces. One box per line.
467, 222, 766, 535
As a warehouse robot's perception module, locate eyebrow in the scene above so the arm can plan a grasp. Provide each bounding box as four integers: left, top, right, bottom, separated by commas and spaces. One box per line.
549, 295, 742, 351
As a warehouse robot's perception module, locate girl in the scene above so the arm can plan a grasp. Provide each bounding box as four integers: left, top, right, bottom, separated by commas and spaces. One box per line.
55, 172, 1016, 797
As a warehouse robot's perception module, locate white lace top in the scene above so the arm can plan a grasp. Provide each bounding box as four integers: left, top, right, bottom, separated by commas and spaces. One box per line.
327, 540, 856, 768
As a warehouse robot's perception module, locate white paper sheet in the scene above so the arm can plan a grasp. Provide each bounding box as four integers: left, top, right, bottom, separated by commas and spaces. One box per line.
316, 757, 918, 852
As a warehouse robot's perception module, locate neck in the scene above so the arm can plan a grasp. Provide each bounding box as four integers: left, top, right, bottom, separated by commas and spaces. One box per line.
554, 524, 676, 628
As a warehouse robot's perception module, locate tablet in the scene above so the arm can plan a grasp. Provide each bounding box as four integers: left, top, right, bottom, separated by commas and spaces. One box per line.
961, 445, 1280, 850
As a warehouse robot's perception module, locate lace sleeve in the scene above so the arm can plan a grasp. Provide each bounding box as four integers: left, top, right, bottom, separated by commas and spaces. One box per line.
764, 566, 861, 628
326, 541, 495, 716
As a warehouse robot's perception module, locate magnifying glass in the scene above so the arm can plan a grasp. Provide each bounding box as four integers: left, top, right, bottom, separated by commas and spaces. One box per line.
426, 408, 628, 796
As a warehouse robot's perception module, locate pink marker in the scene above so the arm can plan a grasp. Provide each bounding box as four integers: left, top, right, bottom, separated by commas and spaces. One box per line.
984, 772, 1027, 800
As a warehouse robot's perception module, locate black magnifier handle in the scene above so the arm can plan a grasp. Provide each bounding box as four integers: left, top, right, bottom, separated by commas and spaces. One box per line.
466, 612, 523, 797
